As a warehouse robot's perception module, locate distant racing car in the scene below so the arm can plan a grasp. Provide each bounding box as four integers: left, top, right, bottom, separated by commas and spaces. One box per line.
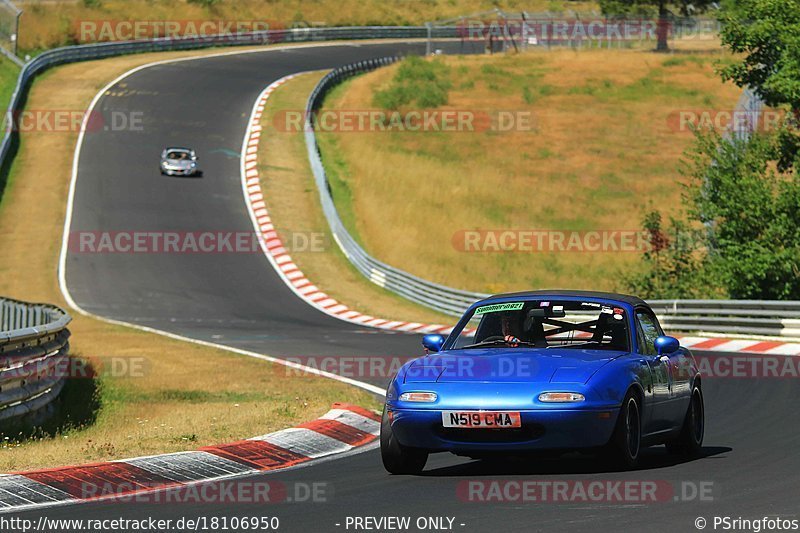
160, 147, 201, 176
381, 290, 704, 474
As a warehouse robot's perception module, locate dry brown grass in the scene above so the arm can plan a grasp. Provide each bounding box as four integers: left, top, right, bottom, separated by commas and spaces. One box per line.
0, 46, 377, 473
17, 0, 598, 52
257, 72, 453, 325
315, 48, 741, 294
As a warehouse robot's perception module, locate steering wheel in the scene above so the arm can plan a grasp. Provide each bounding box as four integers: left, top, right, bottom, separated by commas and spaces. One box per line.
480, 335, 506, 343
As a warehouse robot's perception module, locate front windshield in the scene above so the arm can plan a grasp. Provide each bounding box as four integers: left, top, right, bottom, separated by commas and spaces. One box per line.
166, 150, 190, 160
449, 299, 630, 351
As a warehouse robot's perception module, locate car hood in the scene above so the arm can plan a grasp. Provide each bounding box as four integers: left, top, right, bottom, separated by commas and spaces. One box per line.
403, 347, 627, 384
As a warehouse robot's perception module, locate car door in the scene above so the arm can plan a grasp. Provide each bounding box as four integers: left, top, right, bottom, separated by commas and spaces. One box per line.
650, 311, 692, 425
635, 308, 673, 433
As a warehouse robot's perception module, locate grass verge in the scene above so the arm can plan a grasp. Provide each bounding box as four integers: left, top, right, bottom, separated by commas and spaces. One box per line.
0, 56, 20, 112
315, 48, 742, 294
0, 46, 378, 473
258, 72, 454, 325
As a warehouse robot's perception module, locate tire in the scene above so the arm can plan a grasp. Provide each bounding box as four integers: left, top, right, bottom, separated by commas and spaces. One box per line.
666, 385, 704, 457
380, 408, 428, 475
606, 390, 642, 469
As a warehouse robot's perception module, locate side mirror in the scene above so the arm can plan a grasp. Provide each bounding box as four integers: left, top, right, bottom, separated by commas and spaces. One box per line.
422, 334, 445, 353
654, 335, 680, 355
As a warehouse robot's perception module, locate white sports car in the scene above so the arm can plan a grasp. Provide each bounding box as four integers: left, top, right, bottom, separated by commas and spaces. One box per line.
160, 147, 201, 176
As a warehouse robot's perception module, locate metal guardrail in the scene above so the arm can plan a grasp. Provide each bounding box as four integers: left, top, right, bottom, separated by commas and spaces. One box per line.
304, 59, 800, 339
0, 297, 71, 424
650, 300, 800, 338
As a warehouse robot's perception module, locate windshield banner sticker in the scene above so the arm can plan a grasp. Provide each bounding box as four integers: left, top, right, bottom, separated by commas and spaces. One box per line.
474, 302, 525, 315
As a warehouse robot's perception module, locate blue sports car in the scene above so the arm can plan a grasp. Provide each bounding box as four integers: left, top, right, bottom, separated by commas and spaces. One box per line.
381, 290, 704, 473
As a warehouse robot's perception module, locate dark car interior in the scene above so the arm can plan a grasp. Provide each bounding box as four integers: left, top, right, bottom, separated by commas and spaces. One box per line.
469, 301, 630, 351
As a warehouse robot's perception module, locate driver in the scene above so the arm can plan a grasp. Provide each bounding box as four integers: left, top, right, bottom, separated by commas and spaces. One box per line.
501, 312, 521, 347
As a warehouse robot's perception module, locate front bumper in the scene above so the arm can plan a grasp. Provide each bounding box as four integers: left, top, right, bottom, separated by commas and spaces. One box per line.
162, 166, 196, 176
388, 407, 619, 452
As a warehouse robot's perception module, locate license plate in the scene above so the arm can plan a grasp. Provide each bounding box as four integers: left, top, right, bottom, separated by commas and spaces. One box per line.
441, 411, 521, 428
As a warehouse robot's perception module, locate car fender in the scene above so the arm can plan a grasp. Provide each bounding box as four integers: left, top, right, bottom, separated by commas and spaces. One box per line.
586, 356, 651, 408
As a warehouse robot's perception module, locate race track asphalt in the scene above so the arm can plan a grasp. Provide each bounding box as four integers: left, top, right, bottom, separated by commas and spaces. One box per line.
65, 42, 477, 367
24, 41, 800, 532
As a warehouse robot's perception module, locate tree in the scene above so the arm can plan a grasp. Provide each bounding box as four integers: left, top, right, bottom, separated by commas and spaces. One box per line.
626, 0, 800, 299
628, 127, 800, 299
685, 129, 800, 299
599, 0, 716, 51
717, 0, 800, 170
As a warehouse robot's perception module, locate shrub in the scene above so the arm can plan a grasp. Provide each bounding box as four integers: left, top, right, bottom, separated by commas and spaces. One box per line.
373, 56, 451, 110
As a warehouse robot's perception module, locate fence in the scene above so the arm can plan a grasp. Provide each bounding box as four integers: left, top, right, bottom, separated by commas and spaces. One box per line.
0, 297, 71, 424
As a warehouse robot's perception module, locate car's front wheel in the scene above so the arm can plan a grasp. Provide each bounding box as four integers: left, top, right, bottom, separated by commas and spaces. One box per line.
380, 408, 428, 475
606, 390, 642, 469
666, 385, 704, 457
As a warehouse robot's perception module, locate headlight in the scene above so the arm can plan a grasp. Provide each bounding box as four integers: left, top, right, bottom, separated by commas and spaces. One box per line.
538, 392, 585, 403
399, 392, 438, 403
190, 162, 197, 167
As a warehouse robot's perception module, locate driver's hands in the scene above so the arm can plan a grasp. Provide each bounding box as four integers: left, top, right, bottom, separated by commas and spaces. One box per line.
504, 335, 520, 347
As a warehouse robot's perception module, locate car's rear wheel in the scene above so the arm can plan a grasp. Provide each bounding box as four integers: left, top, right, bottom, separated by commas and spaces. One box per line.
666, 385, 704, 457
606, 390, 641, 469
380, 408, 428, 475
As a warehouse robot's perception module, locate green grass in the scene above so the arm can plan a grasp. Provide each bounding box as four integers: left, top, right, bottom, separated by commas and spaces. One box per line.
313, 49, 741, 294
315, 81, 365, 247
0, 56, 19, 114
